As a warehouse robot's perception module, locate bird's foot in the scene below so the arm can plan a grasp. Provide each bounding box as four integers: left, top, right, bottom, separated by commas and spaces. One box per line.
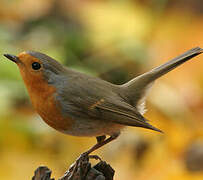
68, 154, 87, 173
89, 154, 102, 161
59, 153, 114, 180
75, 152, 102, 162
67, 153, 102, 179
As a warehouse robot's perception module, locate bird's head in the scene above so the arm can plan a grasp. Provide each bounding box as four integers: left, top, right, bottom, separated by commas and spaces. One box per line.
3, 51, 67, 99
4, 51, 66, 86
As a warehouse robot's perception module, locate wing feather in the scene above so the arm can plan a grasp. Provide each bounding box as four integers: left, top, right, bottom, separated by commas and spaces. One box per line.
91, 98, 163, 133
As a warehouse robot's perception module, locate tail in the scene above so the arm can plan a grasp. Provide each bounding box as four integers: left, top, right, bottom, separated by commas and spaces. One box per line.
122, 47, 203, 106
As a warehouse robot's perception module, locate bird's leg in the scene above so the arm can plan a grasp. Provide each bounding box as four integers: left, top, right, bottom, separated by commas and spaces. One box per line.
76, 133, 120, 161
96, 135, 106, 143
69, 133, 120, 178
88, 135, 106, 160
83, 132, 120, 157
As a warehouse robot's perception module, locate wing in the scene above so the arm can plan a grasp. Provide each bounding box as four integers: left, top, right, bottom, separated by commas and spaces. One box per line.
89, 97, 162, 133
56, 70, 162, 133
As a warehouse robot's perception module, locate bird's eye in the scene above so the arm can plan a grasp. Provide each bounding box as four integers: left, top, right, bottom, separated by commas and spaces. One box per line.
32, 62, 41, 70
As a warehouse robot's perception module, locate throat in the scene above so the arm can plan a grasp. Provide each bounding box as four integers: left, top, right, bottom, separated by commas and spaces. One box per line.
24, 78, 57, 110
25, 80, 72, 132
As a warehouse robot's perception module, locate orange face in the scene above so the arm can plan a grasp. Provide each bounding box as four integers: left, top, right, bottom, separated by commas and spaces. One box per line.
14, 52, 51, 108
4, 52, 72, 132
17, 52, 44, 86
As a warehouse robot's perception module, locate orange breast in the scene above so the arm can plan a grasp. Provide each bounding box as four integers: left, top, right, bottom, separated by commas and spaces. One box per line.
15, 53, 73, 132
21, 73, 72, 132
33, 88, 73, 132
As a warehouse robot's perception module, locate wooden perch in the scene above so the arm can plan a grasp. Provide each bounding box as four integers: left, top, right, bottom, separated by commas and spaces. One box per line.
32, 155, 115, 180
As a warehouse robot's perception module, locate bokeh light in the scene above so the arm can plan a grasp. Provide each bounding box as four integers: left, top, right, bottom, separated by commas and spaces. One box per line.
0, 0, 203, 179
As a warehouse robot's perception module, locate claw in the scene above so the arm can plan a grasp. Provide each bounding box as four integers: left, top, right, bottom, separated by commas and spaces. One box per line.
68, 153, 89, 179
89, 155, 102, 161
68, 153, 102, 179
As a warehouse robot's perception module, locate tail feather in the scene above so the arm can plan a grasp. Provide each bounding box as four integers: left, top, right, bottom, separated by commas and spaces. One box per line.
144, 47, 203, 82
122, 47, 203, 106
137, 119, 163, 133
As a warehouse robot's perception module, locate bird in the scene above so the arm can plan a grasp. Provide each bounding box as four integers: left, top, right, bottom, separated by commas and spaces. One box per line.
3, 47, 203, 156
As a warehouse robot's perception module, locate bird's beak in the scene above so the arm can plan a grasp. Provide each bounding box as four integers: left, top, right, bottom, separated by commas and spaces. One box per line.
3, 54, 19, 63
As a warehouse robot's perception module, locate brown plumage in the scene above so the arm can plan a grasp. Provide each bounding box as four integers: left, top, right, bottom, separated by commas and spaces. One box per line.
3, 47, 203, 155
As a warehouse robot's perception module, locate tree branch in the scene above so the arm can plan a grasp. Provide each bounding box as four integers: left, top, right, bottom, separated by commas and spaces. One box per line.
32, 155, 115, 180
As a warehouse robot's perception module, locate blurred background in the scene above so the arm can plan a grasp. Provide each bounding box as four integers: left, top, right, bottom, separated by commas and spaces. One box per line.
0, 0, 203, 179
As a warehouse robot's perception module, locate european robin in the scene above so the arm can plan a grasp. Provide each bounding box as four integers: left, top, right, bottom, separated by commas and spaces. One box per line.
3, 47, 203, 155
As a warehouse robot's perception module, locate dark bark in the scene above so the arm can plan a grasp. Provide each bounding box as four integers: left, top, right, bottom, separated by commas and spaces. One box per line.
32, 155, 115, 180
